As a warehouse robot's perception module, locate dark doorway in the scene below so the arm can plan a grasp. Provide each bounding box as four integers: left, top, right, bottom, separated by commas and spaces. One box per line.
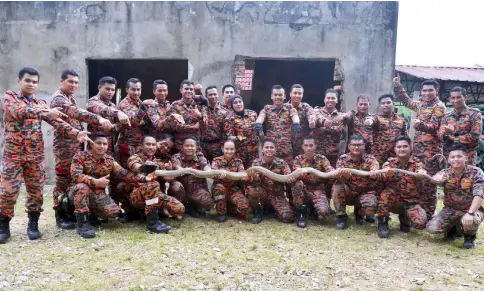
250, 59, 336, 113
86, 59, 188, 103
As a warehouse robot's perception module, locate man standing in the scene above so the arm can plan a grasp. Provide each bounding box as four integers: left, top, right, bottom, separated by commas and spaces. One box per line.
332, 135, 381, 230
167, 80, 202, 151
393, 76, 446, 221
427, 145, 484, 249
286, 84, 316, 157
313, 88, 344, 167
87, 77, 130, 157
254, 85, 301, 163
144, 80, 174, 135
438, 86, 482, 166
292, 136, 335, 228
50, 69, 114, 229
368, 94, 408, 165
339, 94, 375, 152
0, 67, 89, 244
200, 86, 227, 162
221, 84, 235, 112
376, 136, 428, 238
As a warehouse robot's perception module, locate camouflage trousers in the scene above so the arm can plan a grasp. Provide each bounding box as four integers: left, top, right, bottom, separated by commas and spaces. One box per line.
246, 184, 295, 223
236, 140, 259, 169
52, 142, 83, 210
130, 181, 185, 217
292, 133, 304, 157
377, 188, 427, 230
69, 183, 121, 218
0, 157, 45, 218
178, 176, 215, 210
201, 141, 223, 163
212, 183, 249, 218
427, 208, 483, 236
292, 181, 330, 218
332, 182, 378, 217
274, 136, 293, 165
418, 154, 442, 221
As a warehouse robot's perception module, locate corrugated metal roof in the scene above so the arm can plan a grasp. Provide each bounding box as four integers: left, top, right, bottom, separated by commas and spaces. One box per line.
395, 65, 484, 83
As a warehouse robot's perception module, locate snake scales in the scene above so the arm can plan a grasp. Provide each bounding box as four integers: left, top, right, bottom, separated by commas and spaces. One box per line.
155, 166, 443, 185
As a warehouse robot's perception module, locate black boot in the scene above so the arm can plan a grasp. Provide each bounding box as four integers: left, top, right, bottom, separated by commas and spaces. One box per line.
296, 206, 307, 228
354, 207, 364, 225
27, 212, 41, 240
377, 216, 390, 238
398, 213, 411, 233
0, 215, 11, 244
446, 225, 463, 241
185, 203, 200, 218
146, 209, 171, 234
251, 206, 263, 224
89, 213, 102, 227
55, 210, 75, 230
118, 211, 141, 223
365, 215, 376, 224
463, 235, 476, 249
217, 215, 227, 223
335, 214, 348, 230
75, 213, 96, 239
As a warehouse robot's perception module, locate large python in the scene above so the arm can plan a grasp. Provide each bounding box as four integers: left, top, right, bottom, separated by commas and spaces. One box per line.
155, 166, 444, 185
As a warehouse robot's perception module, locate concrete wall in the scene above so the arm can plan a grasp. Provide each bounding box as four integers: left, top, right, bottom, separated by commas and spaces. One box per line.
0, 1, 399, 182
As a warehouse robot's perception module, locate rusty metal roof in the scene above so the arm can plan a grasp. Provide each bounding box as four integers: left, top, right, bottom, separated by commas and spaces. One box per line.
396, 65, 484, 83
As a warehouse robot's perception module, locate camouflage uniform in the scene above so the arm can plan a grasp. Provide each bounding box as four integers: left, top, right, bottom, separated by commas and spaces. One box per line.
201, 102, 227, 162
69, 151, 146, 218
287, 102, 314, 156
0, 91, 78, 219
259, 104, 297, 163
224, 109, 259, 168
439, 107, 482, 166
370, 113, 408, 165
167, 100, 202, 151
170, 152, 215, 210
154, 151, 186, 202
246, 157, 295, 223
332, 154, 380, 217
343, 111, 375, 153
211, 156, 249, 218
378, 157, 427, 229
127, 153, 184, 217
427, 166, 484, 236
50, 89, 102, 210
86, 95, 122, 157
144, 99, 172, 135
395, 90, 445, 221
291, 154, 334, 218
313, 107, 344, 167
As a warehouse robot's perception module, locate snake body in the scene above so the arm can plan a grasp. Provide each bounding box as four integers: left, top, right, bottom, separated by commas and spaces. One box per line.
155, 166, 443, 185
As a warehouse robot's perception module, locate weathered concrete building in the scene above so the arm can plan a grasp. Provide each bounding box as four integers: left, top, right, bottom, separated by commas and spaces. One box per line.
0, 1, 399, 181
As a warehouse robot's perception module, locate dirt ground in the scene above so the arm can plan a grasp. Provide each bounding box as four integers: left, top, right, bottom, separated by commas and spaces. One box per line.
0, 186, 483, 291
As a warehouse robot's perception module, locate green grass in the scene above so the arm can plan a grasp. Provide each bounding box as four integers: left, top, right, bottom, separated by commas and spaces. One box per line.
0, 188, 482, 290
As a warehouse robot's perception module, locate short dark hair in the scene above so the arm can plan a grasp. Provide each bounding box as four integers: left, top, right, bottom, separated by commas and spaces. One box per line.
447, 144, 467, 154
126, 78, 141, 89
222, 84, 235, 94
18, 66, 40, 80
141, 135, 156, 144
450, 86, 467, 96
182, 135, 198, 145
180, 79, 194, 89
262, 138, 276, 147
348, 134, 366, 144
99, 76, 117, 86
61, 69, 79, 80
421, 79, 439, 89
156, 133, 174, 143
394, 135, 411, 146
153, 79, 168, 91
378, 94, 394, 103
271, 85, 284, 92
302, 136, 315, 142
205, 85, 217, 95
357, 94, 370, 103
89, 134, 109, 142
290, 84, 304, 92
325, 88, 338, 97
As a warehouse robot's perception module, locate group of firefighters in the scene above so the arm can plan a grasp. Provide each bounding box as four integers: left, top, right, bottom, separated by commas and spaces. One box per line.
0, 66, 482, 250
